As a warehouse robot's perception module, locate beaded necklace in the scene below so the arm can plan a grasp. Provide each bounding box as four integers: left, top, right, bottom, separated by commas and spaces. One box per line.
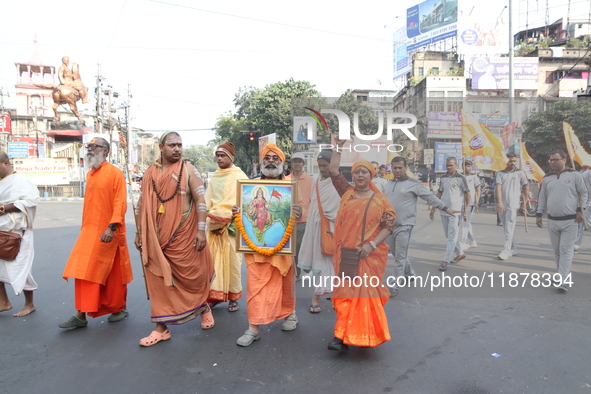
152, 164, 184, 214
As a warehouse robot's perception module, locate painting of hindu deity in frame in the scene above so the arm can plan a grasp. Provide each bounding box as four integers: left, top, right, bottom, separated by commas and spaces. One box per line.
235, 179, 298, 255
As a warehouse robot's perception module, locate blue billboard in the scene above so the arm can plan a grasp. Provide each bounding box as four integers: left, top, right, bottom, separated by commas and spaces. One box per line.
8, 142, 29, 158
406, 0, 458, 52
435, 142, 463, 172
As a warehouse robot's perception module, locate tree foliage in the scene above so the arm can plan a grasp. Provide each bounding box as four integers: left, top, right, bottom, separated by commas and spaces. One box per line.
522, 100, 591, 170
183, 144, 217, 173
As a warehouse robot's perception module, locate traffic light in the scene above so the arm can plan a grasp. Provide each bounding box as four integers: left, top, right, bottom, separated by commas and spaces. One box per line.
249, 132, 255, 141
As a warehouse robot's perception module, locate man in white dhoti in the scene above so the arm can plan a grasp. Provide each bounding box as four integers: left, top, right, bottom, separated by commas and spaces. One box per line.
297, 150, 340, 313
0, 151, 40, 317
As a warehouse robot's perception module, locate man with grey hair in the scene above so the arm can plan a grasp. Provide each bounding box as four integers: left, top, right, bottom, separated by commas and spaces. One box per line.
60, 137, 133, 329
431, 157, 470, 272
536, 149, 588, 292
232, 143, 304, 347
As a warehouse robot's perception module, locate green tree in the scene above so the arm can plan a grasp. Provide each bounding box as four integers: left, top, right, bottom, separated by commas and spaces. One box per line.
522, 100, 591, 169
183, 144, 217, 173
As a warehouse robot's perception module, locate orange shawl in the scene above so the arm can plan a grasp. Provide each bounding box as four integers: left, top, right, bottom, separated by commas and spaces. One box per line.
140, 159, 213, 287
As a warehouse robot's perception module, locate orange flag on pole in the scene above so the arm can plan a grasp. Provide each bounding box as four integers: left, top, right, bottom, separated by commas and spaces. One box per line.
520, 141, 545, 183
563, 122, 591, 167
461, 111, 506, 171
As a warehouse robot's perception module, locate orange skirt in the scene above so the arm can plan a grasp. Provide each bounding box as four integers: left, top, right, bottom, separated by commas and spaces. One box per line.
333, 297, 391, 347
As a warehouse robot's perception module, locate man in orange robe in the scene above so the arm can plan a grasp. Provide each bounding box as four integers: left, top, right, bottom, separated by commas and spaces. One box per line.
59, 137, 133, 329
135, 131, 214, 347
234, 143, 303, 347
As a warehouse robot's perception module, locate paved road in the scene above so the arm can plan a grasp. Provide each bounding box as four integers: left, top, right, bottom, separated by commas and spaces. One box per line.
2, 201, 590, 394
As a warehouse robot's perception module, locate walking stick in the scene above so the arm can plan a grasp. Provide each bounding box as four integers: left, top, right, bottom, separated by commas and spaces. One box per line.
119, 133, 150, 300
524, 209, 529, 233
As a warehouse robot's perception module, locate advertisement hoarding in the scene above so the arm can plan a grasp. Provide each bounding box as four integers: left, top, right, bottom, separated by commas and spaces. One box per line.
13, 158, 69, 185
293, 116, 317, 144
427, 111, 461, 138
457, 1, 509, 55
406, 0, 458, 52
435, 142, 463, 172
8, 142, 29, 158
0, 112, 11, 134
393, 26, 411, 80
471, 57, 539, 90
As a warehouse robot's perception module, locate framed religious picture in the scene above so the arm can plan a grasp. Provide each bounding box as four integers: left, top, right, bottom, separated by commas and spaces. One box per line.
235, 179, 298, 256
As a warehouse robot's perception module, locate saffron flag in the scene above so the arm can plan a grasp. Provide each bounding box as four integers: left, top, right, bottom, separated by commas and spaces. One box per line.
271, 189, 282, 200
502, 122, 517, 150
563, 122, 591, 167
520, 141, 545, 183
461, 112, 506, 171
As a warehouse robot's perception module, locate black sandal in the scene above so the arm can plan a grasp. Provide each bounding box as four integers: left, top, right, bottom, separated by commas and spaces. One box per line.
228, 301, 239, 312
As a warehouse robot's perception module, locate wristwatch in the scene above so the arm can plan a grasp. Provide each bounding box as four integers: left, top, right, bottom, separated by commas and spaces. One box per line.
109, 223, 118, 231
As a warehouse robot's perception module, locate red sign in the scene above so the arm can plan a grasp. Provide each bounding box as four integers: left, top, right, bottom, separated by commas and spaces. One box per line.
502, 122, 517, 150
0, 113, 11, 134
12, 136, 46, 158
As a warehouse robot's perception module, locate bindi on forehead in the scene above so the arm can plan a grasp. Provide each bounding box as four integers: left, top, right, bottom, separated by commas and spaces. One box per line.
165, 136, 182, 144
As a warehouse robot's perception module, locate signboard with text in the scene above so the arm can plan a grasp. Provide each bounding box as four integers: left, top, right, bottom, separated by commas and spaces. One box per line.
13, 158, 69, 185
471, 57, 539, 90
406, 0, 458, 52
427, 111, 461, 138
435, 142, 463, 172
8, 142, 29, 158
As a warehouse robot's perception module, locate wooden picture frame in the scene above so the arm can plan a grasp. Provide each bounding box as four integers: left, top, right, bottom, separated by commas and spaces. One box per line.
236, 179, 298, 255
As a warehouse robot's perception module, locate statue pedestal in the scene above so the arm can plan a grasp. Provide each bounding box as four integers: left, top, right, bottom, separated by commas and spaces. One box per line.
50, 120, 86, 130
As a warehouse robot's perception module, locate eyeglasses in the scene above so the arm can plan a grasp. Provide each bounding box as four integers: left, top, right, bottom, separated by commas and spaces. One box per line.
263, 155, 281, 162
85, 143, 107, 150
548, 158, 564, 162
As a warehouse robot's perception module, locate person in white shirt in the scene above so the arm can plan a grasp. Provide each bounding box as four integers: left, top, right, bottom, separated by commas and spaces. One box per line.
460, 160, 481, 249
495, 153, 529, 260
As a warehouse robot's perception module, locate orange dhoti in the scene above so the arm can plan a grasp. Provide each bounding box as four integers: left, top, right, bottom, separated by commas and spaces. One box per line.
245, 254, 295, 325
75, 249, 127, 317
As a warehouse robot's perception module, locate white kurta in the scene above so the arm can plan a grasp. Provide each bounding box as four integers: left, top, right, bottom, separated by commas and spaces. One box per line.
0, 173, 39, 295
297, 176, 340, 296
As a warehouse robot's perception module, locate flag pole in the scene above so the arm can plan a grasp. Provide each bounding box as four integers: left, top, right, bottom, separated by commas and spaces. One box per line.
569, 155, 589, 231
119, 131, 150, 300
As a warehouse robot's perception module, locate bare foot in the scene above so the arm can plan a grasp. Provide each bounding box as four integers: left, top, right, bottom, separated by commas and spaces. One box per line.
13, 305, 35, 317
0, 303, 13, 313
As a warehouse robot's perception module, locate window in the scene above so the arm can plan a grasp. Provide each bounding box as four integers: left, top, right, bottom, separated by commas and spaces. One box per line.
447, 91, 463, 98
418, 67, 424, 76
429, 101, 445, 112
447, 101, 463, 112
429, 91, 444, 98
431, 67, 439, 75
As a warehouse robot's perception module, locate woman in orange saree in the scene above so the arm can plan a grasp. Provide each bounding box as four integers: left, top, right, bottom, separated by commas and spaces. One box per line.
327, 144, 396, 351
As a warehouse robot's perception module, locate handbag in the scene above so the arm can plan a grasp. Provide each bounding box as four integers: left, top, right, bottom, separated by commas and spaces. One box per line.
339, 193, 375, 278
316, 181, 334, 256
0, 230, 23, 261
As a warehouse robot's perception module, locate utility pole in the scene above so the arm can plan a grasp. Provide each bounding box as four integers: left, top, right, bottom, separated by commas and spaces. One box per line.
508, 0, 515, 153
127, 84, 133, 164
96, 64, 103, 134
0, 88, 8, 151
